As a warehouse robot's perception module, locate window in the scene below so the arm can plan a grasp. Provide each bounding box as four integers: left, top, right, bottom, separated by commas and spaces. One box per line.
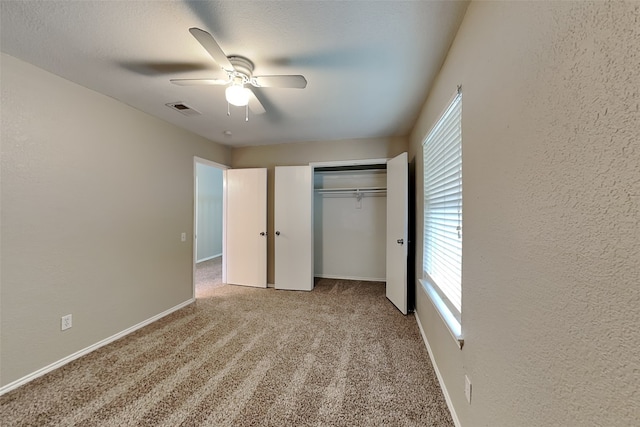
422, 88, 463, 343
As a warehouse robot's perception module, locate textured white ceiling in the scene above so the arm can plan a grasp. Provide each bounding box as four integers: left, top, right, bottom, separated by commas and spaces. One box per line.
0, 0, 468, 147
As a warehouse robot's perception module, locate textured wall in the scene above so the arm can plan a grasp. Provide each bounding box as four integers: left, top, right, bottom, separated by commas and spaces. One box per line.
409, 2, 639, 426
1, 54, 230, 387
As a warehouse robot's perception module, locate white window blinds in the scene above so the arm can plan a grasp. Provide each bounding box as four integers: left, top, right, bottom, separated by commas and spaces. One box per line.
423, 90, 462, 317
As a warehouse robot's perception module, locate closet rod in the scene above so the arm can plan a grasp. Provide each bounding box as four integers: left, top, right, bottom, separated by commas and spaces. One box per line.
315, 186, 386, 194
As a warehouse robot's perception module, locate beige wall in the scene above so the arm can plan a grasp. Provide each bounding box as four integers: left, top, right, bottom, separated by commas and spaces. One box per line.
409, 2, 639, 426
0, 54, 231, 387
232, 137, 407, 284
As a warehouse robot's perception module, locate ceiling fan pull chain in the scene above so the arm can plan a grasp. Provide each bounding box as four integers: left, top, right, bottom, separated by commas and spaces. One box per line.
245, 104, 249, 122
227, 101, 230, 117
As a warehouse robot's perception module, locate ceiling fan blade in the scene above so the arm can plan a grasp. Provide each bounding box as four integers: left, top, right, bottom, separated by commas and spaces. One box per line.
170, 78, 230, 86
189, 27, 234, 72
247, 88, 266, 115
253, 75, 307, 89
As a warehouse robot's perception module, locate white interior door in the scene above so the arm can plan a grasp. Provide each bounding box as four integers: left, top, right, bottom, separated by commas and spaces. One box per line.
386, 152, 408, 314
274, 166, 313, 291
225, 168, 267, 287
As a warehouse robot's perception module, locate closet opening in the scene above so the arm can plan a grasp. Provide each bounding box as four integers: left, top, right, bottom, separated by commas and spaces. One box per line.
313, 161, 388, 283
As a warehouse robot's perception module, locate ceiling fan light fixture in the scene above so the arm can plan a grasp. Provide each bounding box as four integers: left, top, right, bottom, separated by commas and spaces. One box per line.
173, 29, 306, 115
225, 83, 250, 107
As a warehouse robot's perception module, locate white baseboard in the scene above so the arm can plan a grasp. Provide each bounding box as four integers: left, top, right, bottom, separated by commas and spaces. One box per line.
0, 298, 195, 396
196, 253, 222, 263
314, 274, 385, 282
415, 312, 462, 427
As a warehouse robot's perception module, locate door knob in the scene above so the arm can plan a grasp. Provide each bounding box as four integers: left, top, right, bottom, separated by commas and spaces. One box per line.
276, 231, 281, 236
397, 238, 404, 245
260, 232, 267, 236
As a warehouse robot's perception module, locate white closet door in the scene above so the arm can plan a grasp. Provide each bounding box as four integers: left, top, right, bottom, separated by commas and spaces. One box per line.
274, 166, 313, 291
386, 152, 408, 314
225, 168, 267, 288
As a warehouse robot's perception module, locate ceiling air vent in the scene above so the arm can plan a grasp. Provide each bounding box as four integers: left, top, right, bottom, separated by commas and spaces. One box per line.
166, 102, 201, 117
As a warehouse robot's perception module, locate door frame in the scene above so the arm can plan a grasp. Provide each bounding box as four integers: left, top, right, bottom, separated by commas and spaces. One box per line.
193, 157, 229, 299
310, 158, 390, 170
309, 157, 391, 285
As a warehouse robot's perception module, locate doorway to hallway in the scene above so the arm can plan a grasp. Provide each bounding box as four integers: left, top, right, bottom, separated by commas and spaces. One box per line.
193, 158, 227, 298
195, 256, 223, 297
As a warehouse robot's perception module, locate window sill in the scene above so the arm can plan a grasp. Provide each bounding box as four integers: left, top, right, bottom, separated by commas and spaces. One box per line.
420, 279, 464, 349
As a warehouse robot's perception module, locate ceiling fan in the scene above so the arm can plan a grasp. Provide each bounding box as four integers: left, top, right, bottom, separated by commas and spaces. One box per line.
171, 28, 307, 119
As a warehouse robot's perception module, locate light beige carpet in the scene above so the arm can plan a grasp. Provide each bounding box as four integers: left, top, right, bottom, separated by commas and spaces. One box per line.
0, 279, 454, 426
195, 256, 223, 298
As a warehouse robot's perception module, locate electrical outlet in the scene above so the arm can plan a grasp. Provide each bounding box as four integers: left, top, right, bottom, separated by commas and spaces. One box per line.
464, 375, 472, 404
181, 232, 187, 242
61, 314, 72, 331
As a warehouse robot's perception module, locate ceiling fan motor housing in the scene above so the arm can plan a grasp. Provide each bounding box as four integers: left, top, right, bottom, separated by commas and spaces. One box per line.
170, 28, 306, 115
228, 56, 254, 83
